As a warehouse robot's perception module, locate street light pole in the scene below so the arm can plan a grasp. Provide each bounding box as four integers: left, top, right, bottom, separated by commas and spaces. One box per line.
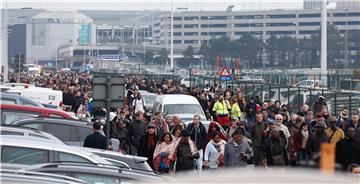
18, 54, 20, 82
170, 4, 174, 71
321, 0, 327, 83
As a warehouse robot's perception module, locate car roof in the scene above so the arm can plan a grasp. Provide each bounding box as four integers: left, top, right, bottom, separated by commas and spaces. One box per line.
155, 94, 200, 104
0, 125, 64, 144
0, 104, 72, 119
11, 117, 91, 127
1, 169, 85, 184
25, 163, 163, 181
0, 135, 110, 165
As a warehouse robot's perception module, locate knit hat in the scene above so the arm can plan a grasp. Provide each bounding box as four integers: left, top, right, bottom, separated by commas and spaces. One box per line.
181, 129, 190, 137
147, 123, 156, 129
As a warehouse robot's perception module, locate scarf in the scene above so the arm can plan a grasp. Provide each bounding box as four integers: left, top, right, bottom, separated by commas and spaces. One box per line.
168, 137, 197, 161
148, 134, 156, 151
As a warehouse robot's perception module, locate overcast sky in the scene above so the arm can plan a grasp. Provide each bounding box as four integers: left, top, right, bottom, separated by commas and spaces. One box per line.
4, 0, 304, 11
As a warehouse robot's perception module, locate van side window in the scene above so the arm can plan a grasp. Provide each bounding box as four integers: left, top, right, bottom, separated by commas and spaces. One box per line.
1, 98, 16, 105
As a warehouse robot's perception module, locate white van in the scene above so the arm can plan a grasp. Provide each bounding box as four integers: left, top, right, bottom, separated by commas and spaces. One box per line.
152, 94, 206, 123
3, 84, 63, 107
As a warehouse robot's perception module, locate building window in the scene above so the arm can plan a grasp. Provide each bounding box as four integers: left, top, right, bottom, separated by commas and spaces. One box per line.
333, 13, 346, 17
173, 17, 182, 21
234, 15, 263, 19
184, 40, 198, 44
299, 30, 316, 34
201, 32, 227, 36
266, 31, 293, 35
298, 22, 320, 26
174, 24, 182, 28
174, 32, 182, 36
266, 14, 296, 19
201, 24, 227, 28
184, 16, 199, 20
184, 24, 199, 28
266, 22, 295, 27
334, 21, 346, 26
174, 40, 182, 44
235, 23, 263, 27
348, 21, 360, 25
32, 24, 46, 46
299, 13, 321, 18
184, 32, 198, 36
201, 16, 227, 20
348, 12, 360, 17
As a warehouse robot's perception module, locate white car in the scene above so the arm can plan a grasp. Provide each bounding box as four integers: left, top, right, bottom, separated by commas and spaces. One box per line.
294, 80, 327, 89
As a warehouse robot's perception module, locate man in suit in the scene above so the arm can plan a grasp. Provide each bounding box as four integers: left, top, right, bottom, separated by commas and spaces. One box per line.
83, 121, 107, 150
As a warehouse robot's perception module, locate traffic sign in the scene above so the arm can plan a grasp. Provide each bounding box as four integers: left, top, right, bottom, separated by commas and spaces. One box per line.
219, 66, 231, 77
219, 66, 232, 81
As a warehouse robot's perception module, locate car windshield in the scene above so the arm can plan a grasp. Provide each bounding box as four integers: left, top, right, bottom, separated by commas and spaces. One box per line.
142, 94, 156, 105
163, 104, 204, 116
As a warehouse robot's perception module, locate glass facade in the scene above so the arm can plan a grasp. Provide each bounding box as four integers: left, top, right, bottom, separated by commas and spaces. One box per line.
32, 24, 46, 46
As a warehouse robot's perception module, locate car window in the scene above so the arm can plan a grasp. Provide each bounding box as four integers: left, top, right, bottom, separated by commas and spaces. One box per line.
1, 98, 16, 105
0, 130, 23, 136
78, 126, 92, 141
2, 111, 41, 125
58, 152, 91, 163
72, 173, 121, 184
28, 133, 48, 139
21, 101, 39, 107
1, 146, 49, 165
45, 123, 79, 141
49, 114, 64, 118
21, 122, 44, 130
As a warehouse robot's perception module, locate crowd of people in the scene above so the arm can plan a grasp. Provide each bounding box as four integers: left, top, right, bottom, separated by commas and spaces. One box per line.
11, 72, 360, 175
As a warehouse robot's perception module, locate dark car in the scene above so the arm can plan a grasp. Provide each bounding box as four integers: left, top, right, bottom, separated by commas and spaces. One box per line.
24, 163, 164, 184
10, 117, 92, 146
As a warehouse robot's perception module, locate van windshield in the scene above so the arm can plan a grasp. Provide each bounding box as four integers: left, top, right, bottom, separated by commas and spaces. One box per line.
163, 104, 204, 116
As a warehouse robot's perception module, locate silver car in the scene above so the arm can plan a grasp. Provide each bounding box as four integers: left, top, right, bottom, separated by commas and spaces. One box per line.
0, 135, 112, 167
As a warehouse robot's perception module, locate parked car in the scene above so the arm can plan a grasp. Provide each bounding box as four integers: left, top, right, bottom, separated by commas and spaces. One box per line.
0, 135, 112, 167
0, 92, 44, 107
0, 104, 75, 125
81, 147, 153, 174
293, 80, 327, 89
1, 169, 86, 184
24, 163, 164, 184
0, 125, 63, 144
10, 118, 92, 146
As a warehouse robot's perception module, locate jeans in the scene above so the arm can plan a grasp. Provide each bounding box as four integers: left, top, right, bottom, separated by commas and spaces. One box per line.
195, 149, 203, 171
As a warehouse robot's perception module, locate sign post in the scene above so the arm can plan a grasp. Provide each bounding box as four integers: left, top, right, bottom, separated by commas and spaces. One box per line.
92, 73, 125, 148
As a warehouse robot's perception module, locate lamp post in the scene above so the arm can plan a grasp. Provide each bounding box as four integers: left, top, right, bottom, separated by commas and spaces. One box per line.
321, 0, 327, 84
170, 6, 188, 71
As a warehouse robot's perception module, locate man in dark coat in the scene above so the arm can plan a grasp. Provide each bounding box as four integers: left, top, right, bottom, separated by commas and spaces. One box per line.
83, 122, 107, 150
336, 127, 360, 170
307, 122, 329, 162
187, 114, 207, 171
263, 128, 289, 166
128, 112, 146, 155
138, 123, 157, 169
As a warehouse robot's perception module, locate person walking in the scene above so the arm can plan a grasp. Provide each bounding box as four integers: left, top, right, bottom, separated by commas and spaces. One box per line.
169, 129, 199, 173
187, 114, 207, 171
230, 97, 242, 121
224, 128, 252, 167
336, 127, 360, 171
212, 95, 231, 130
325, 116, 345, 144
263, 128, 289, 167
307, 123, 329, 162
83, 122, 107, 150
251, 113, 268, 166
204, 132, 226, 170
139, 123, 158, 170
153, 133, 173, 173
129, 112, 147, 155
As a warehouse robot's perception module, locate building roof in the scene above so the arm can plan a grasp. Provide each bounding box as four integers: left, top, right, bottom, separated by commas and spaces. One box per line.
29, 11, 93, 24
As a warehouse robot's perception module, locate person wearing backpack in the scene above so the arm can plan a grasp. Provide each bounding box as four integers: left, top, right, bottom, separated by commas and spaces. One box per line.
132, 93, 146, 114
